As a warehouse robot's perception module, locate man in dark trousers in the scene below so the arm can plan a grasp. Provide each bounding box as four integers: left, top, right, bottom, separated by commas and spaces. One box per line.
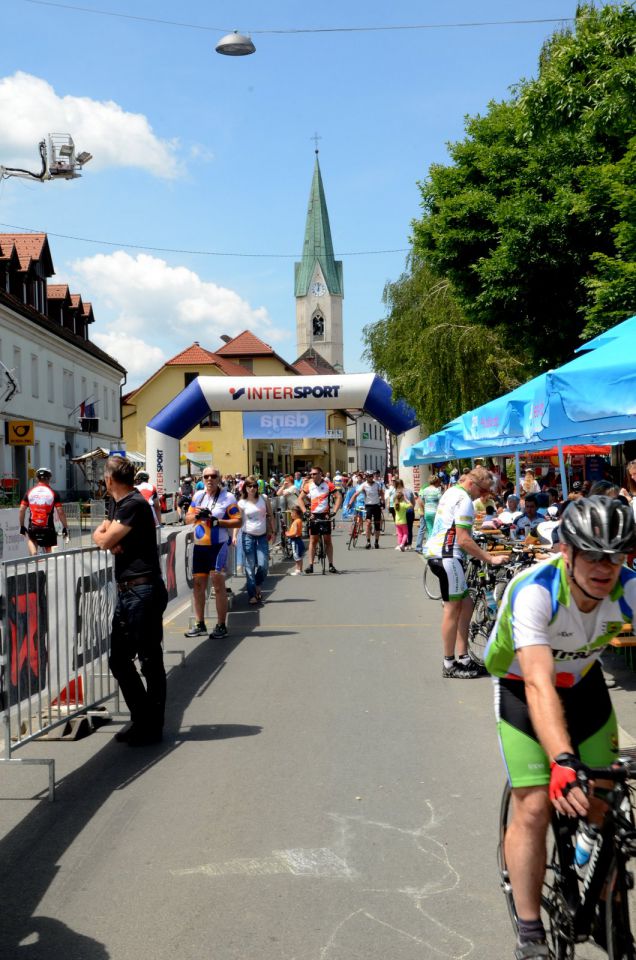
93, 455, 168, 747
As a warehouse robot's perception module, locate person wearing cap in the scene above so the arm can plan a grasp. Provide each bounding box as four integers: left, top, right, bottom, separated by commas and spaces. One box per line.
134, 470, 162, 527
19, 468, 68, 555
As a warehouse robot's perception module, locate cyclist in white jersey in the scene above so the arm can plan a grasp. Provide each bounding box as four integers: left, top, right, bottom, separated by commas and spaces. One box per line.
351, 470, 383, 549
425, 465, 506, 678
485, 496, 636, 959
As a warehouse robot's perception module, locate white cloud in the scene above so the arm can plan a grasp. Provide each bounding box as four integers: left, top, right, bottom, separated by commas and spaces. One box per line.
0, 71, 180, 178
69, 251, 289, 382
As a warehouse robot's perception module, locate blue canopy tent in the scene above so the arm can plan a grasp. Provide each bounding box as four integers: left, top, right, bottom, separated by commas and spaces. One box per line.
574, 314, 636, 353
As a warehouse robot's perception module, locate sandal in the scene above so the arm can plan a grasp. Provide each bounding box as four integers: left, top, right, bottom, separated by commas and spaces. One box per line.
249, 596, 259, 605
255, 590, 263, 603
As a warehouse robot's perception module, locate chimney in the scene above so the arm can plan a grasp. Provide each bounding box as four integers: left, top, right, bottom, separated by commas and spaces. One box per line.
220, 335, 232, 343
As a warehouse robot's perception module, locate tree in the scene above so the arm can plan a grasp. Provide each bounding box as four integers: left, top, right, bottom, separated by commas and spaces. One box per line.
412, 3, 636, 368
362, 260, 523, 433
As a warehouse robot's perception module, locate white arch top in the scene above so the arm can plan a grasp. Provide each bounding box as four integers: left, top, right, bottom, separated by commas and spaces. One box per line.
145, 373, 417, 492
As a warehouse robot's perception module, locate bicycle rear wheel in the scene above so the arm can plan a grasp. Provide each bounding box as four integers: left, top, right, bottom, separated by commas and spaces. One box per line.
348, 522, 358, 550
423, 562, 442, 601
467, 595, 495, 665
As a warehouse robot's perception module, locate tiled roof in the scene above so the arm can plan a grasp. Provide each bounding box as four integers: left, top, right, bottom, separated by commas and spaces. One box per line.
47, 284, 70, 299
216, 330, 276, 356
0, 287, 125, 374
125, 343, 255, 403
0, 233, 54, 275
70, 294, 82, 309
293, 348, 340, 376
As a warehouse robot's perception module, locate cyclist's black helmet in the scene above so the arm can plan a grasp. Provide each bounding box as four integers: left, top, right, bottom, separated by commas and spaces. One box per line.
36, 467, 52, 480
560, 495, 636, 554
135, 470, 149, 483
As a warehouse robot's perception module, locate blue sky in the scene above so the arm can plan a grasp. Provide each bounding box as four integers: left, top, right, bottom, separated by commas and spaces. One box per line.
0, 0, 584, 387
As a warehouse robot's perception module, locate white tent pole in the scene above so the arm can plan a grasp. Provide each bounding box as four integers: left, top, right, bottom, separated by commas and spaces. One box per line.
558, 442, 568, 497
515, 453, 520, 496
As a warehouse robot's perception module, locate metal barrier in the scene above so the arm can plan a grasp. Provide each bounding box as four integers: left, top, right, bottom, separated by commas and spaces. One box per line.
0, 545, 118, 800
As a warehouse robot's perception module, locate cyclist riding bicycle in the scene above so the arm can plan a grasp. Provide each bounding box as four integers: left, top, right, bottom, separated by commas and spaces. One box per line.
484, 496, 636, 960
297, 465, 342, 574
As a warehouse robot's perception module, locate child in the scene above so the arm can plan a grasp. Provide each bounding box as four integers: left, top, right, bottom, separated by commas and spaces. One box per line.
394, 489, 410, 551
285, 505, 305, 575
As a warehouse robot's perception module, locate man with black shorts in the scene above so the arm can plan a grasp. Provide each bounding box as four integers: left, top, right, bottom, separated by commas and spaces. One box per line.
297, 465, 342, 574
93, 455, 168, 747
485, 496, 636, 959
184, 466, 241, 640
351, 470, 383, 549
425, 465, 506, 678
19, 467, 68, 555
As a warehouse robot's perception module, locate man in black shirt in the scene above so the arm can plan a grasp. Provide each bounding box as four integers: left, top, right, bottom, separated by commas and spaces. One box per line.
93, 456, 168, 746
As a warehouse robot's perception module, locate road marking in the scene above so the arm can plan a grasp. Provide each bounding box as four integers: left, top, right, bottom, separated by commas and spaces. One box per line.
228, 621, 430, 628
164, 599, 192, 624
172, 847, 355, 880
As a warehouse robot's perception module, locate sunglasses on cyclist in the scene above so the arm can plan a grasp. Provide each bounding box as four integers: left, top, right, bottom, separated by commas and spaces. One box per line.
578, 549, 626, 566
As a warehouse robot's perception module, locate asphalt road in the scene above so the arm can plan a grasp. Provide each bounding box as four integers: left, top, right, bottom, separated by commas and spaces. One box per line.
1, 526, 634, 959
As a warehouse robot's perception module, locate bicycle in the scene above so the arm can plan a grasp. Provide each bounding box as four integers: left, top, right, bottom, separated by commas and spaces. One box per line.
498, 760, 636, 959
423, 560, 443, 601
278, 511, 294, 562
348, 511, 365, 550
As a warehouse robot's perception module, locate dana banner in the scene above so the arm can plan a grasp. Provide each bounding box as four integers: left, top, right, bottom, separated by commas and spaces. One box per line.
242, 410, 327, 439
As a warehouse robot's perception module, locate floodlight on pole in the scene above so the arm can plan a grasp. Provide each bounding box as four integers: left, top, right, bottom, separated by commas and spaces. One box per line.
215, 30, 256, 56
0, 134, 92, 182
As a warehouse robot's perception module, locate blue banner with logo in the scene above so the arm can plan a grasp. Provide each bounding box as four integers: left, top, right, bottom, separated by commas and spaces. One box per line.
242, 410, 327, 439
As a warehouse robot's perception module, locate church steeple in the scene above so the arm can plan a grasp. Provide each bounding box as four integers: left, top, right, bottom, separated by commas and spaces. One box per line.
294, 154, 343, 298
294, 152, 344, 372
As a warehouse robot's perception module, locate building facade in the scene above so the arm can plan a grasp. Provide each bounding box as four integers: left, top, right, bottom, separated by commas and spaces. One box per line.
0, 234, 125, 497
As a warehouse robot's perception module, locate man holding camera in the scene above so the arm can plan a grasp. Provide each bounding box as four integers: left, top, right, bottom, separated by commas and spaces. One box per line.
185, 467, 241, 640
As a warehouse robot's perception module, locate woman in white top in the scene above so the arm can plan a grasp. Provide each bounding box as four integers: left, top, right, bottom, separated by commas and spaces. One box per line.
520, 469, 541, 496
620, 459, 636, 521
237, 475, 274, 605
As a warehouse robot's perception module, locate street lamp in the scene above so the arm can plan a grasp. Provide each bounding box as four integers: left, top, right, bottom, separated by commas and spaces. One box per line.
215, 30, 256, 56
0, 134, 92, 182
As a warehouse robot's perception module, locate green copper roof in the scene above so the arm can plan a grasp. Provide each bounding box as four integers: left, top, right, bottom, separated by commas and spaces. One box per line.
295, 154, 343, 298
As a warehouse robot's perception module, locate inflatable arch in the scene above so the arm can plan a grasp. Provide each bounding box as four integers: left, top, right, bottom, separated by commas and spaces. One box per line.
146, 373, 417, 493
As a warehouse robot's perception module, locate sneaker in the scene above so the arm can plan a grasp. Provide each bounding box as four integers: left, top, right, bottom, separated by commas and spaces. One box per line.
394, 546, 402, 551
184, 622, 207, 638
442, 660, 481, 679
209, 623, 228, 640
365, 542, 372, 550
514, 942, 550, 960
374, 542, 380, 549
458, 658, 488, 677
329, 564, 339, 574
127, 726, 163, 748
289, 570, 303, 576
305, 565, 314, 574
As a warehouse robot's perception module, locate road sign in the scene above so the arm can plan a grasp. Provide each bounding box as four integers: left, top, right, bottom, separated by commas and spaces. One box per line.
6, 420, 34, 445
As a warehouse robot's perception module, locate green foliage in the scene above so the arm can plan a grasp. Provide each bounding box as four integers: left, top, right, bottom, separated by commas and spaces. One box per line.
413, 2, 636, 367
362, 260, 523, 433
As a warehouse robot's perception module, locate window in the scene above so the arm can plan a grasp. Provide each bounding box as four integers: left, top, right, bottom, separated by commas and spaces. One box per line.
184, 372, 198, 388
49, 444, 56, 481
81, 376, 87, 403
312, 312, 325, 340
364, 454, 368, 470
103, 385, 109, 420
237, 359, 253, 373
63, 369, 74, 409
34, 440, 40, 468
13, 346, 21, 392
199, 411, 221, 428
31, 354, 39, 398
347, 438, 355, 447
111, 389, 116, 421
47, 362, 54, 402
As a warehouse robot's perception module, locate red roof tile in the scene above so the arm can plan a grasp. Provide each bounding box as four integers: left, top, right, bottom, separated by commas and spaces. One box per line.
47, 284, 70, 299
124, 343, 255, 403
70, 294, 82, 309
216, 330, 275, 356
166, 343, 219, 365
0, 233, 52, 273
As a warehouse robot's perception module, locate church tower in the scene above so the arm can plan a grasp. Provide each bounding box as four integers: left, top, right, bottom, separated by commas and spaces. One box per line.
295, 152, 344, 372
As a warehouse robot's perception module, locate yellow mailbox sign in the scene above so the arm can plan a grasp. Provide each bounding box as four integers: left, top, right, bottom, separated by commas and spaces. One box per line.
6, 420, 35, 445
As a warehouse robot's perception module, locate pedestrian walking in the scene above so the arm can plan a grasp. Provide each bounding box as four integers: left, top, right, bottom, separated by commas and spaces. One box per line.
394, 487, 410, 551
93, 455, 168, 746
237, 475, 275, 604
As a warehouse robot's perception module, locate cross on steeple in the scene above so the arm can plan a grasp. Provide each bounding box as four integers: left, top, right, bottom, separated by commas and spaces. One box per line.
311, 132, 322, 154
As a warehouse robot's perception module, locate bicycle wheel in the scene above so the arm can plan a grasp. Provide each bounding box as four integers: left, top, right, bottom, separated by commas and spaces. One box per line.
499, 784, 575, 959
605, 860, 636, 960
318, 535, 327, 574
423, 562, 442, 601
348, 519, 359, 550
380, 513, 386, 533
467, 594, 494, 665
